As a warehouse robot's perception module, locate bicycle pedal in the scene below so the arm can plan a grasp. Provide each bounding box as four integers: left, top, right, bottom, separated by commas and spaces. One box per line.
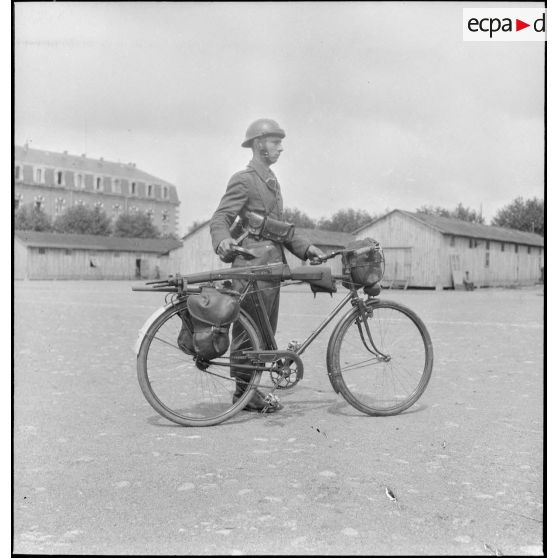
260, 393, 281, 413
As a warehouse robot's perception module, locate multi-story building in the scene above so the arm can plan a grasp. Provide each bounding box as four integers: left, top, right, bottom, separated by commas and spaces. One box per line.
14, 144, 180, 236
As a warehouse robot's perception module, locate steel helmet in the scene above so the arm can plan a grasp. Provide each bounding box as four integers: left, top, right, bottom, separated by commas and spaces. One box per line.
241, 118, 286, 148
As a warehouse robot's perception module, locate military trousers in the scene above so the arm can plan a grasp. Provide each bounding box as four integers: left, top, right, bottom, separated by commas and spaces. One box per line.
230, 237, 283, 381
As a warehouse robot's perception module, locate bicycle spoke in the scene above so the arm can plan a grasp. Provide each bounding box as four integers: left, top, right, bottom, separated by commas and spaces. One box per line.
339, 356, 384, 372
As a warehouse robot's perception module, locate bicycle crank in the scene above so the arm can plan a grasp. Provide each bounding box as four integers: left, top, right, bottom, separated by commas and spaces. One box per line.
244, 349, 304, 390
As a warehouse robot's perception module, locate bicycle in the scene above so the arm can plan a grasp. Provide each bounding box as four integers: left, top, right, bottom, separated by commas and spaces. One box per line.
132, 244, 433, 427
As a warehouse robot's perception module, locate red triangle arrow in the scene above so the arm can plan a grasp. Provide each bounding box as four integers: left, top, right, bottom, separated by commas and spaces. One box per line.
516, 19, 530, 31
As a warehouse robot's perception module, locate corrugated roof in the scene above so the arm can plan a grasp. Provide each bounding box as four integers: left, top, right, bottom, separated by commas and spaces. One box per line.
14, 231, 182, 253
355, 209, 544, 247
15, 146, 179, 203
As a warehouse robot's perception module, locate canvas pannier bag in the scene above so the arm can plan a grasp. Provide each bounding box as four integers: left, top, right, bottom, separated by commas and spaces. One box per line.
342, 238, 384, 290
177, 287, 240, 360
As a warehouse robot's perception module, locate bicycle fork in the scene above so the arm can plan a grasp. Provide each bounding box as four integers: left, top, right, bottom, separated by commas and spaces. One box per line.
354, 299, 390, 361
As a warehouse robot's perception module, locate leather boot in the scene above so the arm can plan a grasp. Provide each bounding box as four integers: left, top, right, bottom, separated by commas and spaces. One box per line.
232, 378, 282, 413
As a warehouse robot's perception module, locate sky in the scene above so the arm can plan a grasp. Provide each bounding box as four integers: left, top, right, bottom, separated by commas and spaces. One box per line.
14, 1, 545, 235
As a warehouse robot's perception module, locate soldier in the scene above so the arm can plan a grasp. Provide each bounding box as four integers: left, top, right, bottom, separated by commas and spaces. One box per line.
210, 118, 325, 413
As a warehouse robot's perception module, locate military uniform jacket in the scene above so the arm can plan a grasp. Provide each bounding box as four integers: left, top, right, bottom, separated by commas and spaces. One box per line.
210, 158, 310, 264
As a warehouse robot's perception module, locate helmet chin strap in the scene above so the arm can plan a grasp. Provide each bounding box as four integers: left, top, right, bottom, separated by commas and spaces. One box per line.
255, 138, 272, 165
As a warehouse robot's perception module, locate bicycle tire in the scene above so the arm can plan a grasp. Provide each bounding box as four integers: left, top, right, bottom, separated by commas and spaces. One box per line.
327, 299, 433, 416
137, 300, 263, 426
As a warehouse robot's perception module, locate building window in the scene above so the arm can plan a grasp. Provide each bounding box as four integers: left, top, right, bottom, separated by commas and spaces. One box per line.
35, 168, 43, 184
113, 178, 122, 194
514, 244, 519, 254
38, 248, 46, 255
527, 246, 531, 255
15, 165, 21, 181
55, 170, 64, 186
64, 249, 72, 255
501, 243, 505, 252
95, 176, 103, 191
469, 239, 474, 249
75, 174, 83, 189
449, 236, 455, 247
485, 240, 490, 250
55, 197, 66, 215
147, 184, 153, 197
131, 182, 137, 196
113, 252, 121, 258
34, 195, 45, 210
113, 204, 121, 218
162, 186, 169, 199
485, 252, 490, 268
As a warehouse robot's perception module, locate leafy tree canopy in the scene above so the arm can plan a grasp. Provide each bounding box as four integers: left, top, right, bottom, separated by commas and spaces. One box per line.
113, 212, 160, 238
14, 203, 52, 232
416, 203, 485, 224
491, 197, 543, 236
283, 207, 316, 229
53, 205, 112, 235
317, 208, 375, 233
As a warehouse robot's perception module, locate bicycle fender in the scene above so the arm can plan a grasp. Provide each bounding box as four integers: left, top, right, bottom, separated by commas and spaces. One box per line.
325, 309, 352, 394
133, 301, 179, 356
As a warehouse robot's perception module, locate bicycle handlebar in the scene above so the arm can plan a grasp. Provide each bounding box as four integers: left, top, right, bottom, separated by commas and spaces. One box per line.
309, 242, 381, 265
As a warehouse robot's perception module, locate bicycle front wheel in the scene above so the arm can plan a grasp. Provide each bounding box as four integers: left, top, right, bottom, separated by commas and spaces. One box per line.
137, 300, 263, 426
327, 300, 433, 416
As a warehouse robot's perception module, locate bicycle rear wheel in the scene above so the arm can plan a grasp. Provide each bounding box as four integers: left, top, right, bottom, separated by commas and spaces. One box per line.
327, 300, 433, 416
137, 300, 263, 426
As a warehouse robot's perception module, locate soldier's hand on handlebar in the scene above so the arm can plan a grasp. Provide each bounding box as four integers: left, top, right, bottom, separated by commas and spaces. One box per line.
306, 244, 327, 264
217, 238, 239, 262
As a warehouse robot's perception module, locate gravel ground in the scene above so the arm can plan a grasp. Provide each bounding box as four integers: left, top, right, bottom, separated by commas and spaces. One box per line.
13, 281, 544, 555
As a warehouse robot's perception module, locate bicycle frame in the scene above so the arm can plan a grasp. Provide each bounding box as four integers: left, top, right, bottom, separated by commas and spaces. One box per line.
236, 274, 388, 361
132, 261, 389, 369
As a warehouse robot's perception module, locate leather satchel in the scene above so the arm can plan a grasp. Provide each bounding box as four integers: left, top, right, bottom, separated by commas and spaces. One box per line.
180, 287, 241, 361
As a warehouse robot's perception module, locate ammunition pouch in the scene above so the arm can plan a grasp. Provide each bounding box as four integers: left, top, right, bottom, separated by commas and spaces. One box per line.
244, 211, 295, 244
177, 287, 240, 361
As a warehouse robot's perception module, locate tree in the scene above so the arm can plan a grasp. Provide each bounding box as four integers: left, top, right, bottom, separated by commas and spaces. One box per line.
283, 207, 316, 229
416, 205, 451, 218
318, 208, 375, 233
113, 212, 160, 238
491, 197, 543, 235
416, 203, 485, 224
14, 203, 52, 232
53, 205, 112, 235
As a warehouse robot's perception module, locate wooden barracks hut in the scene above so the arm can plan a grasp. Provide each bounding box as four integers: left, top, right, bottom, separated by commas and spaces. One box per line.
14, 231, 182, 280
354, 210, 544, 289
